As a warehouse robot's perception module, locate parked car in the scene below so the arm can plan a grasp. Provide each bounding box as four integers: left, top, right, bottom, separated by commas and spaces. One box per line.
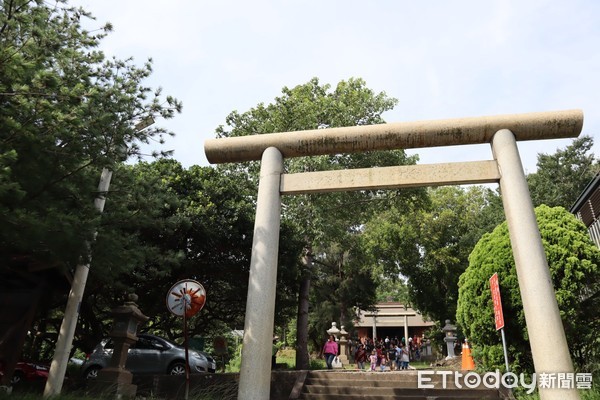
69, 357, 84, 366
81, 333, 216, 379
0, 361, 49, 386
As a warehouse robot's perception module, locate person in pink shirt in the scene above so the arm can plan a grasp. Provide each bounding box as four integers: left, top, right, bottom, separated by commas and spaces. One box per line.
322, 335, 339, 369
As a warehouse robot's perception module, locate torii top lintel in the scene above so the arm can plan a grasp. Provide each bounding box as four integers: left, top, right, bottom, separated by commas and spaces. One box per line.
204, 109, 583, 164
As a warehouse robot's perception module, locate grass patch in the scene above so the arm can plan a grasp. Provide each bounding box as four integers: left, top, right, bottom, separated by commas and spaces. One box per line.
274, 348, 329, 370
409, 361, 431, 370
275, 348, 296, 369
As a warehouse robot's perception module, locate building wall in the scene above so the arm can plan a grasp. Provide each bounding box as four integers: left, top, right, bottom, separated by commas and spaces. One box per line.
571, 173, 600, 248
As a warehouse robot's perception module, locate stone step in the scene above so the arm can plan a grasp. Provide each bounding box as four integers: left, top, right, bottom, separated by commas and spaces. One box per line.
304, 385, 500, 397
301, 395, 500, 400
305, 377, 470, 389
308, 371, 420, 381
305, 370, 492, 387
298, 370, 506, 400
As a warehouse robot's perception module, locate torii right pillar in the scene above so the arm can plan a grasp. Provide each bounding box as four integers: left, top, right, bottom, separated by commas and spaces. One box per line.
492, 129, 578, 400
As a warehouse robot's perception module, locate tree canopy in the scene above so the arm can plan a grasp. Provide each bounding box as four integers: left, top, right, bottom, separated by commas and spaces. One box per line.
22, 157, 304, 358
0, 0, 181, 282
456, 205, 600, 374
362, 185, 503, 324
528, 136, 599, 208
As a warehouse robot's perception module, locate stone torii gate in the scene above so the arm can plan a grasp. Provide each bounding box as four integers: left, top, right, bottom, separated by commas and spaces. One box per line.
204, 109, 583, 400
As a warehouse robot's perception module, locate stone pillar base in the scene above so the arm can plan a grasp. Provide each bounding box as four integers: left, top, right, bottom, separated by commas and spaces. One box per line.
88, 368, 137, 399
88, 382, 137, 399
88, 380, 138, 399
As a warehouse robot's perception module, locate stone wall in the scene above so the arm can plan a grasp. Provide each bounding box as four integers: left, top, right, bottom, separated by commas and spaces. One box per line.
131, 371, 302, 400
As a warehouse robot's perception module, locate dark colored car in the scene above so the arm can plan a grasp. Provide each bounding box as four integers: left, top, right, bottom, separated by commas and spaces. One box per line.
81, 333, 216, 379
0, 361, 49, 386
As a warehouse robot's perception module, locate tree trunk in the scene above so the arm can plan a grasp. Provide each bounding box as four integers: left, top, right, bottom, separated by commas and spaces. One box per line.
338, 259, 347, 327
295, 248, 313, 370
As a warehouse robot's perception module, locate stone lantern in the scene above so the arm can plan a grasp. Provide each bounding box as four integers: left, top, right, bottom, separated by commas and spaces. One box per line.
326, 322, 340, 339
441, 319, 457, 360
337, 325, 349, 365
90, 293, 149, 398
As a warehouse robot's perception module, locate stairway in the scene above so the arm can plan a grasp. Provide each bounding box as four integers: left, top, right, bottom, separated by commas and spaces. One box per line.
293, 370, 509, 400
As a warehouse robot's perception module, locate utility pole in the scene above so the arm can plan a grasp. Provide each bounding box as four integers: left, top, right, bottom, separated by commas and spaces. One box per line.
43, 169, 112, 397
44, 119, 153, 398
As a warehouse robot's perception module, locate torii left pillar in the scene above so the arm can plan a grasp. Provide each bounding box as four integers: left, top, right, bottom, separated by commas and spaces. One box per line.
238, 147, 283, 400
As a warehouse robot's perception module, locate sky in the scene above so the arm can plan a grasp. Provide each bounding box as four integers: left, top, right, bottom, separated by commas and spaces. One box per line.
71, 0, 600, 174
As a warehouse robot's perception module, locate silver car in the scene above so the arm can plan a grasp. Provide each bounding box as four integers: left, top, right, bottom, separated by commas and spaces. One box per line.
81, 333, 216, 379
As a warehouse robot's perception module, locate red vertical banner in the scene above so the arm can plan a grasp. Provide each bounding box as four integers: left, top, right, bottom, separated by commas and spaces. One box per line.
489, 273, 505, 330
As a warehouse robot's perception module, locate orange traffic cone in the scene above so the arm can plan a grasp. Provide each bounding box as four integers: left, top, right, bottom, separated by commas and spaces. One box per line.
461, 339, 475, 370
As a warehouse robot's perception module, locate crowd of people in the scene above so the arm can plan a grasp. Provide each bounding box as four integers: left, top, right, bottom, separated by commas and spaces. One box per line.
352, 335, 423, 371
322, 334, 425, 371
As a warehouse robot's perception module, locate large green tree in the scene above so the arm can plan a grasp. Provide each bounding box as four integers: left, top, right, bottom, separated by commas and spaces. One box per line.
528, 136, 599, 208
456, 205, 600, 374
0, 0, 181, 279
56, 159, 303, 354
21, 156, 302, 358
362, 186, 503, 324
26, 160, 188, 357
123, 161, 303, 342
375, 276, 410, 304
216, 77, 425, 368
0, 0, 181, 362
